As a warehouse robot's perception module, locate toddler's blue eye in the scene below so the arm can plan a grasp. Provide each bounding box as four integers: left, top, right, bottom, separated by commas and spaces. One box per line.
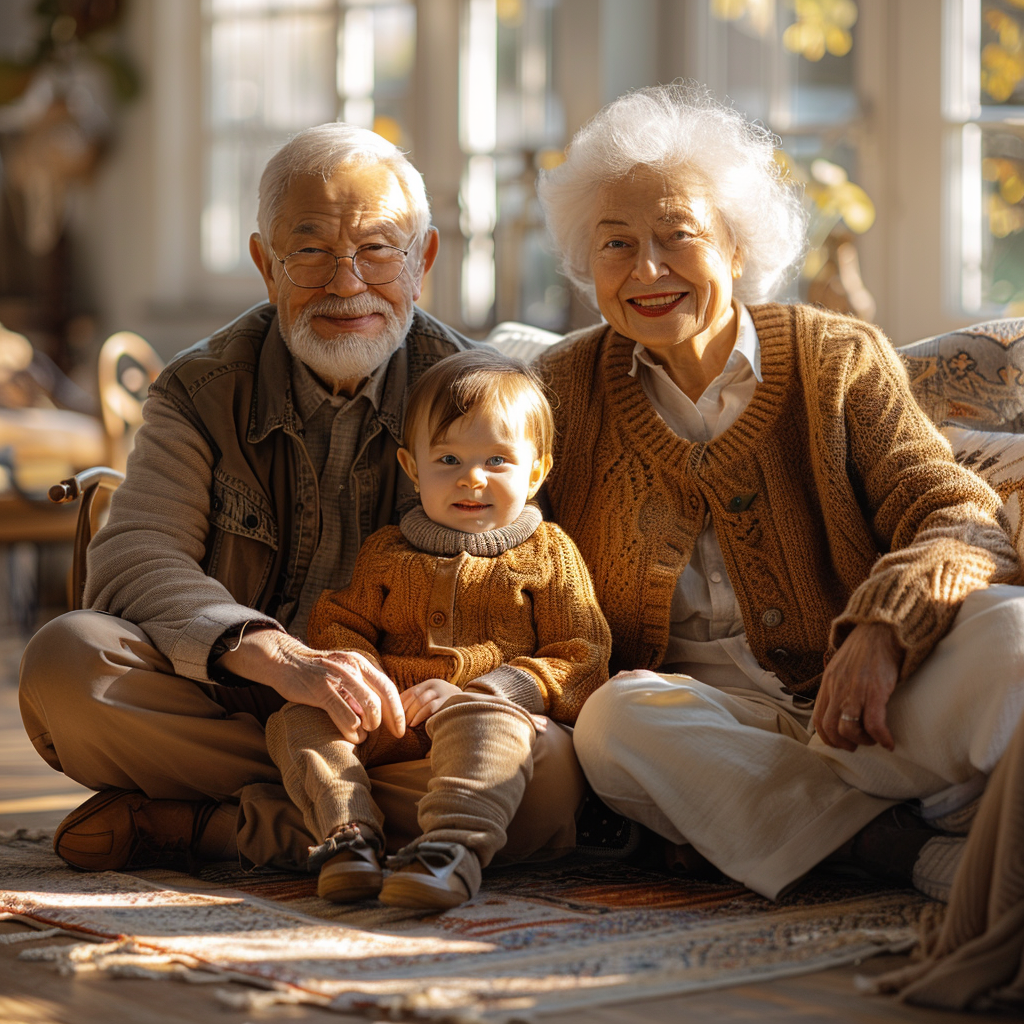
486, 456, 506, 466
440, 454, 459, 465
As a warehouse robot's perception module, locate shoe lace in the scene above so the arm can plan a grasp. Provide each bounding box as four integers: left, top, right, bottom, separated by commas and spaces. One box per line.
385, 840, 462, 872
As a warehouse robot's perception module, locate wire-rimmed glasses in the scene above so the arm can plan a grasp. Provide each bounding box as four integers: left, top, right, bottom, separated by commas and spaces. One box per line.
270, 243, 410, 289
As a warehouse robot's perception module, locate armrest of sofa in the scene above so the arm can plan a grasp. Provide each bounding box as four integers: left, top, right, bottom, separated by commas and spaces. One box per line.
899, 318, 1024, 560
902, 318, 1024, 432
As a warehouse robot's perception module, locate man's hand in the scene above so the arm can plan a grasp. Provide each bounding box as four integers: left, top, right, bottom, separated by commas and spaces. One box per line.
401, 678, 462, 728
216, 629, 405, 744
813, 622, 903, 752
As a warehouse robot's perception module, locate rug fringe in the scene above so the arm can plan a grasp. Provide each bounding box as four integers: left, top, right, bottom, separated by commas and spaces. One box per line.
0, 828, 51, 845
214, 986, 330, 1011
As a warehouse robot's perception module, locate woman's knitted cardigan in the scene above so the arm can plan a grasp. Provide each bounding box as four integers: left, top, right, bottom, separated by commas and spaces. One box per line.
537, 302, 1020, 697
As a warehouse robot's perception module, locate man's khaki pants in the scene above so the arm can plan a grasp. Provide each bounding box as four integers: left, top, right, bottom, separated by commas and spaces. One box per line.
18, 610, 585, 870
574, 585, 1024, 900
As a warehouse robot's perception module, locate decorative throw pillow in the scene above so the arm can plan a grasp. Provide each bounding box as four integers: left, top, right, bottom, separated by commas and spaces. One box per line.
942, 425, 1024, 559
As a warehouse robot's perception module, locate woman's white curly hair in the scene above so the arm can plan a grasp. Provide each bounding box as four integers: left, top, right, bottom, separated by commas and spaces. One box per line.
536, 82, 807, 307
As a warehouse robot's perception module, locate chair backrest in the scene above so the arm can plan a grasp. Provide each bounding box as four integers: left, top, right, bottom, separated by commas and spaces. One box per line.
97, 331, 165, 470
49, 467, 125, 609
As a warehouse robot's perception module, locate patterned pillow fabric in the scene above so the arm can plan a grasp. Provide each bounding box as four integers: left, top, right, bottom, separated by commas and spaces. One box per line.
942, 425, 1024, 559
902, 318, 1024, 432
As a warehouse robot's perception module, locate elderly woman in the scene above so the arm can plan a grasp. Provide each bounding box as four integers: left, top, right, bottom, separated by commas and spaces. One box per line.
535, 84, 1024, 903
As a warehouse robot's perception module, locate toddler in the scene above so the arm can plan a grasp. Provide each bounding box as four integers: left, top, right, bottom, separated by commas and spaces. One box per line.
266, 349, 610, 909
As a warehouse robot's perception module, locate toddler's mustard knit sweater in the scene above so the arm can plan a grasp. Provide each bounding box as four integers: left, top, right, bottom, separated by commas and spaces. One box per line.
538, 303, 1020, 696
307, 507, 611, 724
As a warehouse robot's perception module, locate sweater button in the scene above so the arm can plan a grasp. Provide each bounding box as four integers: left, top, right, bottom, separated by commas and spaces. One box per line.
762, 607, 783, 628
771, 647, 789, 660
244, 513, 259, 529
429, 611, 447, 627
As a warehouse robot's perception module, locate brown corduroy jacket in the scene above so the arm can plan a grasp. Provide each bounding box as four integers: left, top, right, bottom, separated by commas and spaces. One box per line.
537, 302, 1020, 697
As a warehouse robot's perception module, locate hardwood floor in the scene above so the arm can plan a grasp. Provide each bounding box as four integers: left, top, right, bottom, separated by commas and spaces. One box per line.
0, 628, 1009, 1024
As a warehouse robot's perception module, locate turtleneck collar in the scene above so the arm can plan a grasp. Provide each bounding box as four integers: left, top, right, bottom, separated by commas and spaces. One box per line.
399, 502, 542, 556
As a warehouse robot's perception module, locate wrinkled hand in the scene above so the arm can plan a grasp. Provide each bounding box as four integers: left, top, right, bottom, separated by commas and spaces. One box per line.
216, 629, 405, 744
813, 622, 903, 752
401, 678, 462, 728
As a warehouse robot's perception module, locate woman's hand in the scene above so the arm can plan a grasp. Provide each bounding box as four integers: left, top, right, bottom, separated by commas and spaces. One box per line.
812, 622, 903, 752
401, 678, 462, 728
216, 630, 406, 744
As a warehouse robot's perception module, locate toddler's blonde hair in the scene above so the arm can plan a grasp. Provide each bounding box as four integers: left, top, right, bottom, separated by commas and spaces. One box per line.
403, 349, 554, 460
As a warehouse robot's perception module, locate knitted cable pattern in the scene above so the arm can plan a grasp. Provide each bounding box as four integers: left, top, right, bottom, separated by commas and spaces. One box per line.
306, 520, 610, 723
537, 302, 1020, 695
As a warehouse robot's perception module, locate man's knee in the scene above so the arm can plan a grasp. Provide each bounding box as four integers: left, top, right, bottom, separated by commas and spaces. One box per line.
20, 610, 139, 700
19, 610, 167, 763
20, 611, 111, 716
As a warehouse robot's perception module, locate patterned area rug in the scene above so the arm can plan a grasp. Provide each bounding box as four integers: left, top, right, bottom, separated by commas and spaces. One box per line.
0, 831, 935, 1020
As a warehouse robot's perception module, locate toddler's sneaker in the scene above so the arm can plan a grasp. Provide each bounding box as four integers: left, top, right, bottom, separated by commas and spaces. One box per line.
380, 841, 481, 910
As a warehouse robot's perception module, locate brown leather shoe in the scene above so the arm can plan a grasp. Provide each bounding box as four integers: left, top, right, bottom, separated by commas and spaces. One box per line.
53, 788, 218, 872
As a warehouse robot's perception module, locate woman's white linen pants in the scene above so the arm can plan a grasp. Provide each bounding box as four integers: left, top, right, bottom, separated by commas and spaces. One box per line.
18, 609, 585, 870
573, 584, 1024, 899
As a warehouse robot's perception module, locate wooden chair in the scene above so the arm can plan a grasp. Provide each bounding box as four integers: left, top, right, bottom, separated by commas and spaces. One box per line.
46, 331, 164, 610
97, 330, 165, 471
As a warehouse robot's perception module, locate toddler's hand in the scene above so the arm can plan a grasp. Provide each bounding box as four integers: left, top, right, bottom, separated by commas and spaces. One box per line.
402, 678, 462, 728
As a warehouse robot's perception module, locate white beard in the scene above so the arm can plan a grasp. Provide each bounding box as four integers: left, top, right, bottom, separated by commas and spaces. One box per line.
280, 293, 411, 388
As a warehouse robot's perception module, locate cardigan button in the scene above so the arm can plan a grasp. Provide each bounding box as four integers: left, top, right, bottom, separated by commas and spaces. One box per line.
244, 513, 259, 529
429, 611, 447, 627
729, 492, 758, 512
762, 607, 783, 628
771, 647, 789, 660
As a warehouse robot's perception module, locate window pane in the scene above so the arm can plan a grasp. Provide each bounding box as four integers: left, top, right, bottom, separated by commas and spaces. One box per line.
981, 0, 1024, 107
977, 125, 1024, 309
208, 13, 337, 129
202, 0, 415, 275
207, 0, 332, 13
708, 3, 858, 129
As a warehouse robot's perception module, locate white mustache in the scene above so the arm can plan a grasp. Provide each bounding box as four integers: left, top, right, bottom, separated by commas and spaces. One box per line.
301, 295, 394, 320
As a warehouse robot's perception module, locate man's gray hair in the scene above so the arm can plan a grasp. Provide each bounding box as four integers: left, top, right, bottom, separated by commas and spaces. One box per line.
256, 122, 432, 248
537, 82, 808, 307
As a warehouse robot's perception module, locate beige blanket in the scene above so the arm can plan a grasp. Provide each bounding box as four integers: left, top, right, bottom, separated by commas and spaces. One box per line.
874, 712, 1024, 1010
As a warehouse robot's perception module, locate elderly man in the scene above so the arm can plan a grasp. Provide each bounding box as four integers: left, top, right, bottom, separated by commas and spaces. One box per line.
18, 124, 587, 877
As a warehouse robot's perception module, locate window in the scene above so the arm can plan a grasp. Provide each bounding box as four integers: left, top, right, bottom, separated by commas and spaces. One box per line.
459, 0, 566, 329
201, 0, 416, 277
702, 1, 873, 313
947, 0, 1024, 315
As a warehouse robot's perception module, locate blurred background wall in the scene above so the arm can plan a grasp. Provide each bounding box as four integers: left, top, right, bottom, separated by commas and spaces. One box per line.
3, 0, 1024, 626
5, 0, 1024, 365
